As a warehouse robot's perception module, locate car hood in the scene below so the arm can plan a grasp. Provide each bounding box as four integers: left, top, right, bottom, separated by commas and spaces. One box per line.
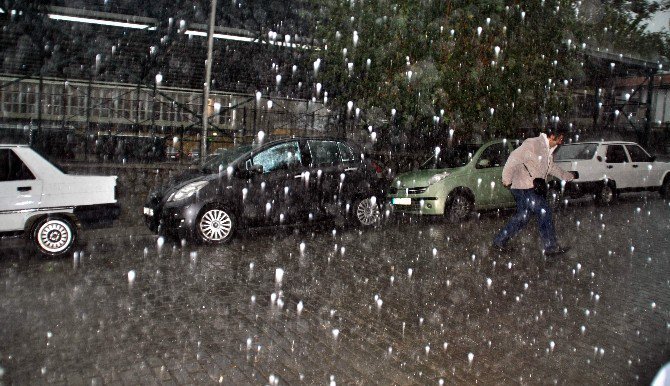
393, 166, 466, 187
150, 172, 218, 202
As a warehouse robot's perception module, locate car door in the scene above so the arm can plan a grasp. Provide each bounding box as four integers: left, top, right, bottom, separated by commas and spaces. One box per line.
625, 144, 658, 188
604, 144, 633, 188
337, 141, 373, 209
0, 149, 43, 232
306, 139, 342, 219
242, 141, 308, 226
472, 142, 513, 207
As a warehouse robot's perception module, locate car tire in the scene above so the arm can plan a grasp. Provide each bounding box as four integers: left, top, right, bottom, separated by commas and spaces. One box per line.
32, 216, 77, 257
445, 192, 473, 223
352, 196, 382, 227
195, 206, 236, 244
595, 182, 616, 206
660, 176, 670, 199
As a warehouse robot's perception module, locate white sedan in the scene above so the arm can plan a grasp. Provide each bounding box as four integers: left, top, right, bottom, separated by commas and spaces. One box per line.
551, 141, 670, 205
0, 145, 120, 256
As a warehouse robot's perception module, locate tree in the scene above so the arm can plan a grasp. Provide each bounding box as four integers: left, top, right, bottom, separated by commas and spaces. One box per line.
310, 0, 665, 148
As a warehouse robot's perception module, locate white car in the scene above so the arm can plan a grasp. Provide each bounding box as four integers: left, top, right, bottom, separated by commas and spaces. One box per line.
551, 141, 670, 205
0, 145, 120, 256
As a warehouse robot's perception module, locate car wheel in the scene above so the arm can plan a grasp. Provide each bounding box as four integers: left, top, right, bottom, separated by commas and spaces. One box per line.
660, 176, 670, 199
546, 186, 563, 210
32, 216, 77, 257
445, 192, 473, 223
353, 196, 382, 227
595, 182, 616, 206
195, 206, 236, 244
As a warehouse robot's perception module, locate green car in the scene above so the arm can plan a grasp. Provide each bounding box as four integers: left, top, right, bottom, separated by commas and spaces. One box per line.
388, 139, 519, 221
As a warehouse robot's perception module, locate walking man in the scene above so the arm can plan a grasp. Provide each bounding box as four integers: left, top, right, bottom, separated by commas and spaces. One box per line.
493, 127, 575, 256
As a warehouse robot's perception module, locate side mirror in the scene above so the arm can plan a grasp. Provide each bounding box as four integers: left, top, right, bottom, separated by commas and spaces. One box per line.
596, 155, 603, 162
476, 159, 490, 168
651, 156, 656, 162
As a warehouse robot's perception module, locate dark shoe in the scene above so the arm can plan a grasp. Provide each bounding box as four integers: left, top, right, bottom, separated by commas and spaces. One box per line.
544, 246, 571, 257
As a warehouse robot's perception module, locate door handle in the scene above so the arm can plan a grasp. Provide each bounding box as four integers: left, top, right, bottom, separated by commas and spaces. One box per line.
344, 167, 358, 172
606, 165, 613, 169
294, 174, 303, 179
17, 186, 32, 192
632, 165, 639, 168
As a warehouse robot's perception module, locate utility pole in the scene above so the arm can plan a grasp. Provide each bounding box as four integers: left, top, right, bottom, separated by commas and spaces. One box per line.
201, 0, 217, 164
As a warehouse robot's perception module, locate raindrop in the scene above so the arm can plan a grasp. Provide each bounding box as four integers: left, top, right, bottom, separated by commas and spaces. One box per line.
468, 352, 474, 364
332, 329, 340, 339
127, 270, 136, 283
297, 301, 304, 315
275, 268, 284, 284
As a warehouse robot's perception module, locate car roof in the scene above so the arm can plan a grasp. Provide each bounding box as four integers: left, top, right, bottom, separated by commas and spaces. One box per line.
563, 141, 639, 145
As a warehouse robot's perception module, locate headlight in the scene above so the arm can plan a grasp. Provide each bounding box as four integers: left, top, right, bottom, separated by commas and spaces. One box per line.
167, 181, 209, 202
428, 172, 450, 186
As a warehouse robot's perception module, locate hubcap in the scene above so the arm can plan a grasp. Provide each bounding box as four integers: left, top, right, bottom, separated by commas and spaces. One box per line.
356, 197, 380, 226
38, 220, 72, 253
451, 196, 470, 218
199, 209, 232, 241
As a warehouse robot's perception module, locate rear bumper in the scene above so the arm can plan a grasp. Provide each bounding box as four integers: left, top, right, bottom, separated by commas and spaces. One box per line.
561, 180, 603, 197
75, 203, 121, 229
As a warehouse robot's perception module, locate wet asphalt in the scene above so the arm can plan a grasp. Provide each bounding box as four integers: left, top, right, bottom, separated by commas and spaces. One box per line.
1, 165, 669, 385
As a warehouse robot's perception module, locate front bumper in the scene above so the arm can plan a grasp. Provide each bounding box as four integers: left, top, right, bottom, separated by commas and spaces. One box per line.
387, 186, 445, 215
143, 199, 203, 240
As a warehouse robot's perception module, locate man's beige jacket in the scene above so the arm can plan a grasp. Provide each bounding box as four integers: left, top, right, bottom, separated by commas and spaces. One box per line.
502, 135, 575, 190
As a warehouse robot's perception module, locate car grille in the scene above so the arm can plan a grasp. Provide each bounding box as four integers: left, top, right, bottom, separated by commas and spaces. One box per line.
389, 186, 428, 195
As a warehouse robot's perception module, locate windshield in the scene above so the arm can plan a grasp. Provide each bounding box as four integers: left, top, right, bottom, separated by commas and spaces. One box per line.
554, 143, 598, 161
420, 144, 480, 170
201, 145, 252, 172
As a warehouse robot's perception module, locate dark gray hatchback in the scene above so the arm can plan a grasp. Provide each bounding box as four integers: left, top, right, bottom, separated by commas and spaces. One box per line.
144, 137, 386, 244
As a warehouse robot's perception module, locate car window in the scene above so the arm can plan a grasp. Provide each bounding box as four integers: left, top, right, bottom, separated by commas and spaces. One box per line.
420, 144, 480, 169
626, 144, 653, 162
477, 143, 509, 168
0, 149, 35, 181
605, 144, 628, 163
251, 141, 302, 173
337, 142, 356, 162
554, 143, 598, 161
201, 145, 253, 172
308, 140, 341, 167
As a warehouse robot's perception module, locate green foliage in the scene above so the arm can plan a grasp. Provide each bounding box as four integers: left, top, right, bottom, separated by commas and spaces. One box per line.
311, 0, 666, 142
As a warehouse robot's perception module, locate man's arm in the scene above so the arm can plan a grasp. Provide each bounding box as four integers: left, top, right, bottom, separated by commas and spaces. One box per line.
549, 161, 575, 181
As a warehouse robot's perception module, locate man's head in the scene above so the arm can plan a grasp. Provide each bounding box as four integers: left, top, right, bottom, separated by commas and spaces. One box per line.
546, 125, 569, 148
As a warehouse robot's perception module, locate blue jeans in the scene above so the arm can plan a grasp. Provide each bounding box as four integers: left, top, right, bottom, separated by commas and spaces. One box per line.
493, 188, 558, 250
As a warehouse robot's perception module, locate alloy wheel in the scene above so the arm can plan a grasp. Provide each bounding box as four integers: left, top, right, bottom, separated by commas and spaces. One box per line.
356, 197, 381, 226
198, 209, 233, 242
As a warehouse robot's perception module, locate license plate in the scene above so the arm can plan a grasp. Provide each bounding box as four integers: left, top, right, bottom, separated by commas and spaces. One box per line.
143, 207, 154, 216
392, 197, 411, 205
